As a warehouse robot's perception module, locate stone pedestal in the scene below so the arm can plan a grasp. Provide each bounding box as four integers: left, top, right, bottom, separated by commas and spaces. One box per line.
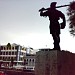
35, 49, 75, 75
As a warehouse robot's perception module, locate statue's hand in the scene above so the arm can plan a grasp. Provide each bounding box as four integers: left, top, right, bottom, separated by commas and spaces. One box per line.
39, 7, 45, 12
60, 22, 65, 29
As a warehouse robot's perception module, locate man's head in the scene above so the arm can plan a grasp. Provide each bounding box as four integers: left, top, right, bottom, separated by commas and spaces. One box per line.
50, 2, 57, 8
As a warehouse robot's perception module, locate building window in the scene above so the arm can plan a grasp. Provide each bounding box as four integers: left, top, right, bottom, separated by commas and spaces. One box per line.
3, 57, 6, 61
1, 46, 3, 50
6, 52, 8, 55
26, 59, 28, 62
12, 52, 14, 55
9, 47, 11, 50
2, 52, 3, 55
20, 58, 23, 61
7, 47, 8, 50
0, 57, 2, 60
14, 57, 16, 61
20, 52, 22, 55
9, 57, 11, 60
4, 47, 5, 50
7, 47, 11, 50
3, 52, 5, 55
15, 52, 17, 55
9, 52, 11, 55
12, 47, 14, 50
33, 59, 34, 62
1, 52, 2, 55
8, 57, 10, 61
3, 57, 4, 60
29, 59, 31, 62
20, 52, 23, 55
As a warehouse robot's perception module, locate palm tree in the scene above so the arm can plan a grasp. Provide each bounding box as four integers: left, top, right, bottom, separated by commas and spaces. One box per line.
67, 1, 75, 36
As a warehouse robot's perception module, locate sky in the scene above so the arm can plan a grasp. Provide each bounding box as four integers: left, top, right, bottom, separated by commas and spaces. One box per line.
0, 0, 75, 53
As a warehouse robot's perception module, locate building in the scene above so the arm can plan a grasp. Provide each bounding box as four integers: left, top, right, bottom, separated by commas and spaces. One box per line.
0, 43, 36, 70
25, 54, 35, 70
0, 43, 26, 67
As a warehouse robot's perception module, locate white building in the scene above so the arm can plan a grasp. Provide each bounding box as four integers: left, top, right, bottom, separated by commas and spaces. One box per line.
25, 54, 35, 70
0, 43, 36, 70
0, 43, 26, 67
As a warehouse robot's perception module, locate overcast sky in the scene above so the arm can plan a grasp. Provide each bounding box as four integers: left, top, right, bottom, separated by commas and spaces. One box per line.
0, 0, 75, 53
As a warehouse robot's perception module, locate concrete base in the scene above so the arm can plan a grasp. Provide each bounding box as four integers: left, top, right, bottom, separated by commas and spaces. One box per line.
35, 49, 75, 75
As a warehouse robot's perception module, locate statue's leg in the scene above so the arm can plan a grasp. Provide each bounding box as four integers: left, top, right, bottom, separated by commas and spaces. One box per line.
52, 33, 60, 50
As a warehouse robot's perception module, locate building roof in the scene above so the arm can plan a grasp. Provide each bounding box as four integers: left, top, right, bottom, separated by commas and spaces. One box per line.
26, 54, 36, 56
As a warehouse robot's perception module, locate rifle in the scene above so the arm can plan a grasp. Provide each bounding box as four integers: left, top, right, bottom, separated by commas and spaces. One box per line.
39, 4, 69, 12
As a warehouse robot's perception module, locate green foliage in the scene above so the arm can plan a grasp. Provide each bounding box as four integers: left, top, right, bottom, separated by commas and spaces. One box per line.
7, 43, 11, 49
67, 1, 75, 36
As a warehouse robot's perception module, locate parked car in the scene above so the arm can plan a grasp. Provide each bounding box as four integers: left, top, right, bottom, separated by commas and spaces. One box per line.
23, 67, 34, 72
0, 71, 7, 75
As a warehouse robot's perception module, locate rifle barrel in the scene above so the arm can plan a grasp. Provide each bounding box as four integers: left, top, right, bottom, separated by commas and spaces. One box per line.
39, 4, 69, 12
56, 4, 69, 8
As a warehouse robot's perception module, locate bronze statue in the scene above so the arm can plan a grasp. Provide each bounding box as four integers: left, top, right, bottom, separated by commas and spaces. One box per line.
39, 2, 66, 50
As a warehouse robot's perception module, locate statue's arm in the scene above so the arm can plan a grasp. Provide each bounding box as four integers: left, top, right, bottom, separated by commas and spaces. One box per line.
60, 12, 66, 29
40, 11, 48, 17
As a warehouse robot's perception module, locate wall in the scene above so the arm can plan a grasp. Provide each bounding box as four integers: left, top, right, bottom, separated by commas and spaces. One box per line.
35, 49, 75, 75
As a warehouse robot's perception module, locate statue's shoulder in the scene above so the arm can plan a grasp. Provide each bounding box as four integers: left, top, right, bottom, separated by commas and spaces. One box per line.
56, 9, 64, 15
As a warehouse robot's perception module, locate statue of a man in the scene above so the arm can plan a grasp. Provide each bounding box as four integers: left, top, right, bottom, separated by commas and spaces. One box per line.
39, 2, 66, 50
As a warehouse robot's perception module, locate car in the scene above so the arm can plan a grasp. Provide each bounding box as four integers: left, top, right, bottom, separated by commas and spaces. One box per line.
23, 67, 34, 72
0, 71, 7, 75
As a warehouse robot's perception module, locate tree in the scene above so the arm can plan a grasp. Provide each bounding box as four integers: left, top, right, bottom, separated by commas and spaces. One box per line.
67, 1, 75, 36
7, 43, 11, 49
